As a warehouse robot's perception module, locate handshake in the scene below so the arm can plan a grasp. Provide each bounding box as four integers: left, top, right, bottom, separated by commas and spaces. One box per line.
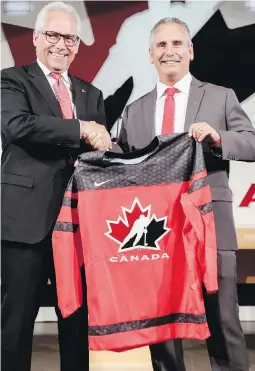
80, 120, 112, 151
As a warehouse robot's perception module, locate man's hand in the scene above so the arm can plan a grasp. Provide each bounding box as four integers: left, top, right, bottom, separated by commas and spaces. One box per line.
188, 122, 220, 145
80, 121, 112, 150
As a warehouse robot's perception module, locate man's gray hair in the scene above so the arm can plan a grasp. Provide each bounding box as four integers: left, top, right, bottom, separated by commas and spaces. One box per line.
35, 2, 81, 36
150, 17, 191, 46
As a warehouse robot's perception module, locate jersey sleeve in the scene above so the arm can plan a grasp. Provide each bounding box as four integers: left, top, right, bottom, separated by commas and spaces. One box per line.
52, 175, 83, 318
181, 171, 218, 294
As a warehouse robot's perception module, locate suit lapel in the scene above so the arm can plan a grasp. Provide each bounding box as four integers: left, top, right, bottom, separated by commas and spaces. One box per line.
69, 76, 87, 120
184, 77, 205, 131
27, 62, 62, 117
141, 88, 157, 142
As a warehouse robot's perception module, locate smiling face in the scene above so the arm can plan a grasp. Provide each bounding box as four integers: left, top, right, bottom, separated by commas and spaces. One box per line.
33, 10, 80, 73
149, 22, 194, 86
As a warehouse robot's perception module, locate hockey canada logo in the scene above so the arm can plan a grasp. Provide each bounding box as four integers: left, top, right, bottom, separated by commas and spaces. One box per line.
105, 198, 171, 257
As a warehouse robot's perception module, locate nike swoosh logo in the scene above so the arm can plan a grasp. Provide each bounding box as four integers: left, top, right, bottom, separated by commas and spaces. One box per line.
94, 180, 112, 187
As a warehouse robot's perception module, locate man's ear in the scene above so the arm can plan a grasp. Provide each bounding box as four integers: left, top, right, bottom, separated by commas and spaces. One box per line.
149, 48, 154, 64
74, 39, 80, 55
33, 30, 38, 47
189, 42, 194, 61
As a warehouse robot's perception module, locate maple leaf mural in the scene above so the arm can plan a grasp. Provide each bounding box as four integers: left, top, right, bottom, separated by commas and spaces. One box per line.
1, 2, 147, 130
1, 1, 147, 82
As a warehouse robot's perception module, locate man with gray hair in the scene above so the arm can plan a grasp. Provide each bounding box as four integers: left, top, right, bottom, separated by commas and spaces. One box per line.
118, 17, 255, 371
1, 2, 111, 371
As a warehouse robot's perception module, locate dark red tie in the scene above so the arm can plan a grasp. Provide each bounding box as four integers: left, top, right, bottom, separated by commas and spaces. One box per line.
161, 87, 179, 135
51, 72, 73, 119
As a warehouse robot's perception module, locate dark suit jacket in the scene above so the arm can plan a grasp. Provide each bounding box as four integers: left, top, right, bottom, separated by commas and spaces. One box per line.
118, 77, 255, 250
1, 62, 106, 244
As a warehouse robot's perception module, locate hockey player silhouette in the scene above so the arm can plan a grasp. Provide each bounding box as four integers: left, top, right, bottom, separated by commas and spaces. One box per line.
122, 214, 150, 247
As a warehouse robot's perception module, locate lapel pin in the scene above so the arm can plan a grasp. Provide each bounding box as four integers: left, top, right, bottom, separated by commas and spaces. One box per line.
82, 89, 86, 93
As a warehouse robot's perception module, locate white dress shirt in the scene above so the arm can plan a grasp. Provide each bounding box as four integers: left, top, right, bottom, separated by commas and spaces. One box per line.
37, 59, 77, 118
155, 72, 192, 135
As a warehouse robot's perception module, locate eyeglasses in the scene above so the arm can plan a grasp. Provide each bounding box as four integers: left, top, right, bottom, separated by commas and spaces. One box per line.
39, 31, 79, 47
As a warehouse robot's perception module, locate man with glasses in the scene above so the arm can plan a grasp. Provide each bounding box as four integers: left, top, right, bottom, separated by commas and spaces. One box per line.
1, 2, 111, 371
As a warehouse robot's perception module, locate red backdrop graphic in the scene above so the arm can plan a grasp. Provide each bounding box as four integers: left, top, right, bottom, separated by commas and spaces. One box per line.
2, 1, 147, 82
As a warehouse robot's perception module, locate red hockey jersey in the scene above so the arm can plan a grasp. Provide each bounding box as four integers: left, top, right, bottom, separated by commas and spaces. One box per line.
52, 133, 218, 352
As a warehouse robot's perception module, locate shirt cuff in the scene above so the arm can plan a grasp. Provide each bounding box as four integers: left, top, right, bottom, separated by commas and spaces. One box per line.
79, 120, 82, 139
210, 137, 221, 147
210, 136, 222, 158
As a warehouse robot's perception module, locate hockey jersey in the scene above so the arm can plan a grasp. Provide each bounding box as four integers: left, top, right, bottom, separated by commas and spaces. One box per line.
52, 133, 218, 352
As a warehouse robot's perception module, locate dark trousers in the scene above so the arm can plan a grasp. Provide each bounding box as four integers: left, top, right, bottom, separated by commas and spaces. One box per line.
149, 250, 249, 371
1, 238, 89, 371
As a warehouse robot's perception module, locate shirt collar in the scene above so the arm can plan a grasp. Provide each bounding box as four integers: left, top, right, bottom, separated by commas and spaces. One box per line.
157, 72, 192, 99
37, 59, 70, 84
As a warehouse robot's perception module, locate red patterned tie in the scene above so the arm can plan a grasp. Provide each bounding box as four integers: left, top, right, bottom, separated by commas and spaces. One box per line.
51, 72, 73, 119
161, 87, 179, 135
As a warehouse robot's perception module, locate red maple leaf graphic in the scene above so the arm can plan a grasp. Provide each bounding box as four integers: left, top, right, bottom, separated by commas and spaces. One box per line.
109, 203, 149, 243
